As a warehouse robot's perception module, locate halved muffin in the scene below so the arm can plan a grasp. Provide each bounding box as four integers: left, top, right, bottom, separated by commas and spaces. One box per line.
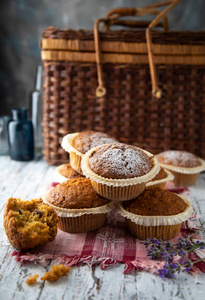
3, 198, 58, 250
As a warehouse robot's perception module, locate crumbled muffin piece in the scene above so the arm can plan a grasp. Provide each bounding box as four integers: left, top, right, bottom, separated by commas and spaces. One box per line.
25, 274, 39, 285
124, 187, 187, 216
41, 264, 71, 282
72, 130, 118, 154
3, 198, 58, 250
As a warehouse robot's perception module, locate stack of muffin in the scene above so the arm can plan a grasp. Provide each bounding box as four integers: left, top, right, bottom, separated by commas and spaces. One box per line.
3, 131, 205, 251
43, 130, 205, 241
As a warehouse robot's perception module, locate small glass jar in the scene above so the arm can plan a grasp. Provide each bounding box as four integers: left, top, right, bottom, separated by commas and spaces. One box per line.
8, 107, 34, 161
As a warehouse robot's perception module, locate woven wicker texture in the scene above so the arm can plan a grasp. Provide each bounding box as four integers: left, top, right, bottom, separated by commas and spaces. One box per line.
41, 3, 205, 167
42, 58, 205, 165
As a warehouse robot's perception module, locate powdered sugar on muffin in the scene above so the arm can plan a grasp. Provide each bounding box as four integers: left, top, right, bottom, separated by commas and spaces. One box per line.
156, 150, 201, 168
72, 131, 118, 154
89, 143, 153, 179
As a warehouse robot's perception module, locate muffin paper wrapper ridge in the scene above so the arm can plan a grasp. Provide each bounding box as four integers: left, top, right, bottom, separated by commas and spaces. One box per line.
61, 132, 83, 157
116, 196, 193, 226
61, 132, 84, 174
146, 169, 174, 187
81, 145, 160, 187
43, 195, 113, 217
159, 158, 205, 174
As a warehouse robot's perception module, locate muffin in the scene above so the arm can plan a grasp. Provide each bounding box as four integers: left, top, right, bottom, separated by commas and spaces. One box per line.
117, 187, 193, 240
3, 197, 58, 250
146, 166, 174, 189
61, 131, 118, 174
55, 163, 84, 183
44, 178, 112, 233
81, 143, 160, 201
156, 150, 205, 186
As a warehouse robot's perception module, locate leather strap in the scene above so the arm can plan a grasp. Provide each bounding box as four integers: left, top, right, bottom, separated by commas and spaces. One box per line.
94, 0, 181, 99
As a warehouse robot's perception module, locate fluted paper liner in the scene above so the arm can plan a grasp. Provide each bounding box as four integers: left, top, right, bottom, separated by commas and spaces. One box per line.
159, 158, 205, 174
81, 145, 160, 201
57, 213, 108, 233
159, 159, 205, 186
43, 190, 113, 233
146, 169, 174, 188
43, 192, 113, 217
81, 146, 160, 187
61, 132, 83, 174
116, 196, 193, 226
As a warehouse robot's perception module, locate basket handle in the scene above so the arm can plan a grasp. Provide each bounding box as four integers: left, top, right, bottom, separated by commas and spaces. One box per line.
94, 0, 181, 98
102, 7, 169, 31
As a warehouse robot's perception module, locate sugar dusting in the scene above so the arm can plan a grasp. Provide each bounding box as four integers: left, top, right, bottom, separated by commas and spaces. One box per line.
89, 143, 153, 179
157, 150, 201, 168
73, 131, 117, 154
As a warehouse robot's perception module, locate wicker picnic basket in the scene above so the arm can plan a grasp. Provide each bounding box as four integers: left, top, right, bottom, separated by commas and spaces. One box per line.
40, 0, 205, 165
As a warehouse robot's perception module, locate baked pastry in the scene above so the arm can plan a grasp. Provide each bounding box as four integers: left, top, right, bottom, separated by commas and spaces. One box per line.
25, 274, 39, 285
41, 264, 71, 281
61, 131, 118, 174
55, 163, 84, 183
117, 187, 193, 240
146, 166, 174, 189
44, 178, 112, 233
3, 198, 58, 250
81, 143, 160, 201
156, 150, 205, 186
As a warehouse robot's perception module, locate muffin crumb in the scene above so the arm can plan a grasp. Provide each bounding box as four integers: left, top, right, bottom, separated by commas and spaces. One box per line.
25, 274, 39, 285
41, 265, 71, 282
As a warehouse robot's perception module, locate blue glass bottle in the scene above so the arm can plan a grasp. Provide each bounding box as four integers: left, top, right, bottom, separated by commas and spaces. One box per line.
8, 107, 34, 161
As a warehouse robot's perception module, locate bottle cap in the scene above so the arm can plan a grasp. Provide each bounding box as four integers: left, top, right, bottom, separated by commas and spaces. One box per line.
12, 107, 27, 120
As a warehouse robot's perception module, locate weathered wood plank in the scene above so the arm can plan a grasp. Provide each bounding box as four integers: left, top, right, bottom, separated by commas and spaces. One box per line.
0, 156, 205, 300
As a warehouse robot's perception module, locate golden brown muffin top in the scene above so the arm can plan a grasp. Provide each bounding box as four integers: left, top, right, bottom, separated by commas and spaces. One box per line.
72, 130, 118, 154
123, 187, 187, 216
58, 163, 84, 179
156, 150, 201, 168
89, 143, 153, 179
46, 178, 110, 209
151, 167, 167, 181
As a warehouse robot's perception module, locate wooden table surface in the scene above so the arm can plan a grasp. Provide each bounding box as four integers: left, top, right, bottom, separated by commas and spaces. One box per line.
0, 155, 205, 300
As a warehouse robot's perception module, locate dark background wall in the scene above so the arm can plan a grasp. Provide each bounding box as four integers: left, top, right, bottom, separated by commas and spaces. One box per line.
0, 0, 205, 117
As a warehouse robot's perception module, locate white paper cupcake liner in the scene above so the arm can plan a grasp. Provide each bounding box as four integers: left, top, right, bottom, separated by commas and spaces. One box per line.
159, 158, 205, 174
116, 196, 193, 226
81, 145, 160, 187
61, 132, 83, 157
43, 193, 113, 217
61, 133, 84, 174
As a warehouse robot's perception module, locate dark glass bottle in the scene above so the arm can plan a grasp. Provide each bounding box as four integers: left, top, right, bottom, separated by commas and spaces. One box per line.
8, 107, 34, 161
31, 65, 43, 153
